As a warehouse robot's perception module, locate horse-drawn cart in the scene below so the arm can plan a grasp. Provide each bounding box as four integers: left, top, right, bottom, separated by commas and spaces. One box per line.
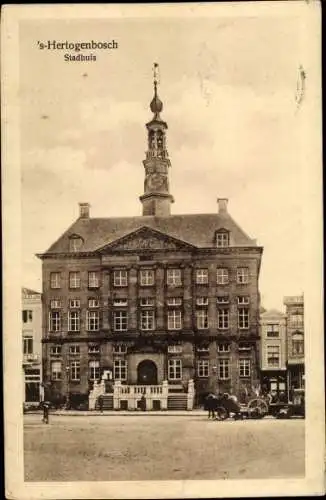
207, 393, 269, 420
206, 389, 305, 420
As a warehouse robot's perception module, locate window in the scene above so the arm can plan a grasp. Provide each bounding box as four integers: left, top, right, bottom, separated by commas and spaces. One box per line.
113, 298, 128, 307
69, 237, 83, 252
113, 344, 127, 354
140, 310, 155, 330
196, 297, 208, 306
197, 345, 209, 353
217, 309, 229, 329
87, 310, 100, 331
50, 345, 62, 355
292, 333, 304, 355
114, 359, 127, 380
51, 361, 62, 380
197, 360, 209, 377
196, 269, 208, 284
290, 313, 304, 327
89, 360, 100, 380
167, 310, 182, 330
216, 231, 229, 248
88, 344, 100, 354
217, 296, 229, 304
218, 359, 230, 380
167, 269, 182, 286
196, 309, 208, 329
49, 311, 61, 332
216, 268, 229, 285
88, 271, 100, 289
239, 359, 251, 377
140, 269, 155, 286
237, 268, 249, 284
113, 270, 128, 287
168, 344, 182, 354
69, 345, 80, 355
22, 310, 33, 323
113, 311, 128, 331
267, 345, 280, 367
166, 298, 182, 307
70, 361, 80, 381
69, 299, 80, 309
140, 298, 155, 307
68, 310, 80, 332
88, 298, 99, 308
50, 272, 61, 289
23, 336, 33, 354
69, 272, 81, 289
266, 324, 279, 337
239, 343, 251, 351
50, 299, 62, 309
168, 359, 182, 380
238, 308, 249, 329
238, 296, 250, 305
217, 343, 230, 353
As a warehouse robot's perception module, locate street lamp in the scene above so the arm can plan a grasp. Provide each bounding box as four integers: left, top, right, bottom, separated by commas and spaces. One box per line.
65, 366, 70, 410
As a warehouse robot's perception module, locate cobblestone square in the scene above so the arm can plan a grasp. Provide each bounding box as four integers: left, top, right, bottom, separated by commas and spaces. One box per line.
24, 414, 305, 481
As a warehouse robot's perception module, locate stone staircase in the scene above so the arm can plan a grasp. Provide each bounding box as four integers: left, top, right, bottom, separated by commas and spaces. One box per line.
167, 393, 188, 410
95, 394, 113, 410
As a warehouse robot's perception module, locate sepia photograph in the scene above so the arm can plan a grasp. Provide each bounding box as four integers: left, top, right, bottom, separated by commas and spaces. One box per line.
2, 2, 324, 499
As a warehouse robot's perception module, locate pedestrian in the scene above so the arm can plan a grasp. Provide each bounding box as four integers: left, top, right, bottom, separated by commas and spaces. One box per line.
98, 395, 103, 413
42, 402, 49, 424
140, 394, 146, 411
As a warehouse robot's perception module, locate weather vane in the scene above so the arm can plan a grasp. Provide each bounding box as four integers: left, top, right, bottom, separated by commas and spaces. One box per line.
153, 62, 160, 86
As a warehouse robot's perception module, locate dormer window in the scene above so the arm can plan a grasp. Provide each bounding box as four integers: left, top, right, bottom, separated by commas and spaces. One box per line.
69, 235, 83, 252
216, 230, 229, 248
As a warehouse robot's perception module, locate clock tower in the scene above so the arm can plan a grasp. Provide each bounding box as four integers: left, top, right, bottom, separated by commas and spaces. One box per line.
140, 64, 174, 216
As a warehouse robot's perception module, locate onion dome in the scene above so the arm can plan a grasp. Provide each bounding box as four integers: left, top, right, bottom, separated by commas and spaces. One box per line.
150, 82, 163, 115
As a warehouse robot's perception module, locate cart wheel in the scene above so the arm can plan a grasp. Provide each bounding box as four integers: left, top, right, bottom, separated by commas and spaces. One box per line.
215, 406, 228, 420
247, 398, 269, 418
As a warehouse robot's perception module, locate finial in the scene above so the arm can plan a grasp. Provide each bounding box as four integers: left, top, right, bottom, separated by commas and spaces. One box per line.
150, 62, 163, 116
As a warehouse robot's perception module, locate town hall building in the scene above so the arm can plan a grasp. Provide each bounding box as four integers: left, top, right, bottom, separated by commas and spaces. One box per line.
38, 69, 263, 410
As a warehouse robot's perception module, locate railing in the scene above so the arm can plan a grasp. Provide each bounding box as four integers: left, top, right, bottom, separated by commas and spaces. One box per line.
23, 353, 40, 364
89, 378, 195, 411
283, 295, 304, 305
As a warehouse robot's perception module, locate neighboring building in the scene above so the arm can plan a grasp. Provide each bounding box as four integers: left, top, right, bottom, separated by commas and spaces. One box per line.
259, 309, 287, 395
22, 287, 42, 404
284, 295, 305, 391
37, 71, 263, 408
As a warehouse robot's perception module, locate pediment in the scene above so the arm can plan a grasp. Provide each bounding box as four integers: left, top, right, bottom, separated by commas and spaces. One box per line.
99, 226, 195, 253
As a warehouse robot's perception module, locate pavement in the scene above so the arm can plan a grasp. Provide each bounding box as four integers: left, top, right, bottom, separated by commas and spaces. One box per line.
27, 409, 279, 418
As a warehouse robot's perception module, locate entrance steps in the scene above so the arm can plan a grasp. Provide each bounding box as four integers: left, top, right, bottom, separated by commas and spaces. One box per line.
95, 394, 113, 410
167, 394, 188, 410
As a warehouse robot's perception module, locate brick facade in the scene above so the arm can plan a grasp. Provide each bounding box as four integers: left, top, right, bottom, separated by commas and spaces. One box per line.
39, 74, 263, 407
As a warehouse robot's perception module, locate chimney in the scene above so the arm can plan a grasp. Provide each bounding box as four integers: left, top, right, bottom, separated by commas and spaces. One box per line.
79, 202, 90, 219
217, 198, 228, 214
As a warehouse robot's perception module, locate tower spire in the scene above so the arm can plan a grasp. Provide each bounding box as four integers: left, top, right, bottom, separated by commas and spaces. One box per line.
139, 64, 174, 216
150, 63, 163, 120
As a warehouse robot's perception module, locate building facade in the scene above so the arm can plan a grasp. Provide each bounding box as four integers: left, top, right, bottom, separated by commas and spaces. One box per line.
259, 309, 287, 396
38, 74, 263, 408
22, 287, 43, 404
284, 295, 305, 392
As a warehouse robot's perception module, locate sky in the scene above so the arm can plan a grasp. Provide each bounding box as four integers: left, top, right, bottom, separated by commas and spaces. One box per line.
20, 12, 310, 310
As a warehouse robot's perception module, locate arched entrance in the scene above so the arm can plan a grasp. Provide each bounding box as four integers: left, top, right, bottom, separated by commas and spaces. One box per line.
137, 360, 158, 385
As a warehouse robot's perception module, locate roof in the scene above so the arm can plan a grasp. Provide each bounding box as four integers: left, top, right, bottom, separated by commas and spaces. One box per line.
42, 211, 259, 255
260, 309, 286, 319
22, 287, 41, 296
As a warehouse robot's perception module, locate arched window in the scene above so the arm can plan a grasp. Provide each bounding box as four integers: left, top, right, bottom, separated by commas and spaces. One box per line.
215, 229, 230, 248
69, 235, 84, 252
